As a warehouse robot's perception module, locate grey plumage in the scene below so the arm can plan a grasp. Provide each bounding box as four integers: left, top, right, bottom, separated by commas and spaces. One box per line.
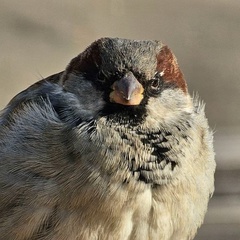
0, 38, 215, 240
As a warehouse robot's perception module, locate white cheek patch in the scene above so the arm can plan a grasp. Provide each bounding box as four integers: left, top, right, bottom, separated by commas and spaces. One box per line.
144, 89, 193, 128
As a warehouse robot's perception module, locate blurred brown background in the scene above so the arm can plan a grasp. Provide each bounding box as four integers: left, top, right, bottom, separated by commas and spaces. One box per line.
0, 0, 239, 239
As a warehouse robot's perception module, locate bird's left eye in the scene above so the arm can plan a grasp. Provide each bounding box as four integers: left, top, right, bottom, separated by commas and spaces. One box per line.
150, 79, 160, 89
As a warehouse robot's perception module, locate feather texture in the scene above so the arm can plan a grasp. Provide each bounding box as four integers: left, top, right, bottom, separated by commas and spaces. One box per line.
0, 38, 215, 240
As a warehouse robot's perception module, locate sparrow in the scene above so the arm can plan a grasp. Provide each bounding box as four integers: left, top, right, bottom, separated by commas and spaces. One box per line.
0, 38, 216, 240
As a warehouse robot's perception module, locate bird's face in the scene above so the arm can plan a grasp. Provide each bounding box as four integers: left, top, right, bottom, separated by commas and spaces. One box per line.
61, 38, 191, 125
60, 38, 194, 186
43, 38, 193, 187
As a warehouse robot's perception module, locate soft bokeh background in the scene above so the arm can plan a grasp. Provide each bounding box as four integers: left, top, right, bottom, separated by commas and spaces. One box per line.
0, 0, 239, 239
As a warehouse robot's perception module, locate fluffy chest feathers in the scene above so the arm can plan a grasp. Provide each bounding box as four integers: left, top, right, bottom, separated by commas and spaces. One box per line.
66, 100, 211, 240
77, 114, 187, 187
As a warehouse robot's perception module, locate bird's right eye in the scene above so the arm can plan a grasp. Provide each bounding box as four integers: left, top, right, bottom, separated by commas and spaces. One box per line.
97, 71, 106, 83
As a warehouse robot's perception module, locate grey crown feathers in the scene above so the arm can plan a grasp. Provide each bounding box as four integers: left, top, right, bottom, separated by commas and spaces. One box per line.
0, 38, 216, 240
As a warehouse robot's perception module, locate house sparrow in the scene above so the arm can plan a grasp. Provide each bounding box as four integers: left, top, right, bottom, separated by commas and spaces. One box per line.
0, 38, 215, 240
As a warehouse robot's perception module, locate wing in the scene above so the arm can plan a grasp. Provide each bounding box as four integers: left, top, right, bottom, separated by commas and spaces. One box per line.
0, 72, 82, 238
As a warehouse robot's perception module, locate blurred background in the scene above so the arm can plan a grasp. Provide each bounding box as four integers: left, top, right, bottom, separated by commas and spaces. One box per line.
0, 0, 239, 239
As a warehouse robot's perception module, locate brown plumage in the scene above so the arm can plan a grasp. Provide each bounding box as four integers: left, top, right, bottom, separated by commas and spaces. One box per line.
0, 38, 215, 240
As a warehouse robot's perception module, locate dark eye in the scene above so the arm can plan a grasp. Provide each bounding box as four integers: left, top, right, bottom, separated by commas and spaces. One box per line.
148, 78, 162, 96
151, 79, 160, 89
97, 71, 106, 83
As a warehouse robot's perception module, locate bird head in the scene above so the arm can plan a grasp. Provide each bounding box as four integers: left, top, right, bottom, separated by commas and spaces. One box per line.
60, 38, 191, 125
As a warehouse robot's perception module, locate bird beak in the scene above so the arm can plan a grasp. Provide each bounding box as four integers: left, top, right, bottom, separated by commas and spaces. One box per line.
110, 72, 144, 106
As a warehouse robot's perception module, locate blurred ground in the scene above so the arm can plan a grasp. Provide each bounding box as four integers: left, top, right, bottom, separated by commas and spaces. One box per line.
0, 0, 239, 239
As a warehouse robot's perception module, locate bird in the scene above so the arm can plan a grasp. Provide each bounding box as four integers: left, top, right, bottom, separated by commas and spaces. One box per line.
0, 38, 216, 240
